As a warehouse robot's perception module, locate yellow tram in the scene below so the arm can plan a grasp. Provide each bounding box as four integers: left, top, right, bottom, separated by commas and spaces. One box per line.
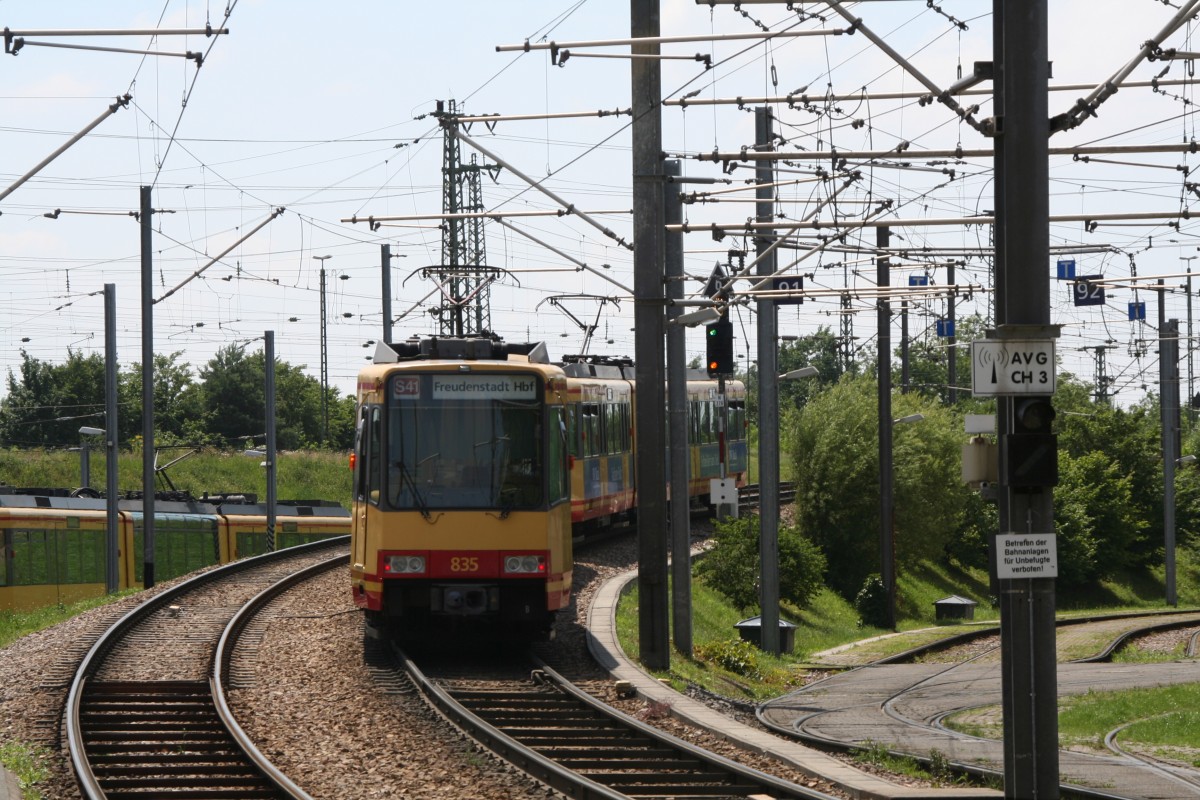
350, 337, 747, 641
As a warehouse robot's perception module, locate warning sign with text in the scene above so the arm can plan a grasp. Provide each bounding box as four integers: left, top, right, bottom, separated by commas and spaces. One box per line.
996, 533, 1058, 579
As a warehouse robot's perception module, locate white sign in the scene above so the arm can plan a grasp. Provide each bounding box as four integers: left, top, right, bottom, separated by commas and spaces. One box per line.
964, 414, 996, 434
996, 533, 1058, 579
431, 375, 538, 400
710, 478, 739, 517
971, 339, 1056, 396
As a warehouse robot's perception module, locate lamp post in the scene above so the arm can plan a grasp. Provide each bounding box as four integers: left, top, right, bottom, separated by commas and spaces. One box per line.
759, 364, 819, 654
881, 412, 924, 630
313, 255, 331, 446
78, 426, 105, 488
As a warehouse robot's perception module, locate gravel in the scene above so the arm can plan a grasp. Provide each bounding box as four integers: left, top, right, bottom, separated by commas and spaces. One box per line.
0, 524, 933, 799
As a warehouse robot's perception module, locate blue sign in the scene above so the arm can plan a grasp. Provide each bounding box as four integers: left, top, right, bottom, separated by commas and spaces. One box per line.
1129, 301, 1146, 321
771, 276, 804, 304
908, 274, 930, 287
1056, 259, 1076, 280
936, 319, 955, 337
1072, 275, 1105, 307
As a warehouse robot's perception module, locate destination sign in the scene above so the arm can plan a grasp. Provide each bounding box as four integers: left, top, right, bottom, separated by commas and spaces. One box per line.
971, 339, 1056, 396
392, 374, 540, 400
432, 375, 538, 400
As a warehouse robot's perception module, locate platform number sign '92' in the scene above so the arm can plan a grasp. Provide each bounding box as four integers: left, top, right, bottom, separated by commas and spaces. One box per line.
1071, 275, 1105, 307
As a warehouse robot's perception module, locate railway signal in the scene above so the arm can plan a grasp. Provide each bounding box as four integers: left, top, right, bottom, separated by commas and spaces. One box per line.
705, 317, 734, 377
1003, 396, 1058, 488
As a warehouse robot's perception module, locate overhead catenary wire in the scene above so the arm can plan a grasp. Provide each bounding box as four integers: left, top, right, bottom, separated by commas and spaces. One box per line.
156, 207, 285, 304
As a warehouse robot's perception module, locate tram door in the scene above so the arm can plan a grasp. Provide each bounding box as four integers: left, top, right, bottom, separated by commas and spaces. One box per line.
352, 405, 382, 571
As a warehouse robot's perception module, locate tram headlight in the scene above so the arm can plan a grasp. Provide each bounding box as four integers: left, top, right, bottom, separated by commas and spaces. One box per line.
503, 554, 545, 575
384, 554, 425, 574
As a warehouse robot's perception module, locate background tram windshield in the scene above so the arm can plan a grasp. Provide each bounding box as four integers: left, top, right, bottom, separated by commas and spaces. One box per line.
388, 372, 544, 511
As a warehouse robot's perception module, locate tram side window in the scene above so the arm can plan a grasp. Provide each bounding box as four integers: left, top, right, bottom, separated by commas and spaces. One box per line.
6, 526, 105, 585
9, 529, 52, 585
367, 406, 382, 505
1, 530, 10, 586
688, 399, 698, 445
567, 404, 580, 457
156, 518, 218, 581
728, 400, 746, 441
605, 404, 620, 454
548, 405, 570, 504
59, 528, 105, 584
581, 403, 602, 457
353, 408, 367, 500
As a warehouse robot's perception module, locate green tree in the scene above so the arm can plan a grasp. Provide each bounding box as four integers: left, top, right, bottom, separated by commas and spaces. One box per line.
785, 374, 969, 598
1053, 450, 1145, 587
198, 344, 262, 444
197, 344, 353, 450
0, 350, 106, 448
119, 352, 208, 444
896, 314, 987, 405
745, 326, 846, 425
695, 514, 827, 611
1056, 385, 1164, 567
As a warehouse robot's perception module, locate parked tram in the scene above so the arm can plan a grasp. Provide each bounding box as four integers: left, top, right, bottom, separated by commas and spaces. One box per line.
0, 489, 349, 612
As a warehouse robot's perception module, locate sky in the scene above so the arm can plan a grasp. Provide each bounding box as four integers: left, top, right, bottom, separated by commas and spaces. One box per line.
2, 0, 1200, 413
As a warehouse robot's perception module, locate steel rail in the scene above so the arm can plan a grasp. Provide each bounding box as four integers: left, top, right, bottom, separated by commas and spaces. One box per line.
66, 537, 348, 800
211, 552, 351, 800
395, 642, 839, 799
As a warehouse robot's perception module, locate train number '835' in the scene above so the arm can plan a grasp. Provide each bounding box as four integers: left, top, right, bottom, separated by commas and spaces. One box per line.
450, 556, 479, 572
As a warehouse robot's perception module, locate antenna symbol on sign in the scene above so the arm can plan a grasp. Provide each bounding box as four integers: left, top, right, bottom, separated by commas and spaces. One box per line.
976, 346, 1010, 384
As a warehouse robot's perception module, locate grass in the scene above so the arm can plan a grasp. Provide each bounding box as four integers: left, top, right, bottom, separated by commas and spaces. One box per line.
852, 742, 981, 788
1059, 685, 1200, 753
0, 740, 51, 800
0, 448, 352, 509
1111, 640, 1189, 663
945, 684, 1200, 757
0, 590, 138, 649
615, 572, 990, 700
617, 542, 1200, 759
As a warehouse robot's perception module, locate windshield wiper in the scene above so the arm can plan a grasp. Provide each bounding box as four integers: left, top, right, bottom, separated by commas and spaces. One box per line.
497, 487, 517, 520
394, 460, 433, 522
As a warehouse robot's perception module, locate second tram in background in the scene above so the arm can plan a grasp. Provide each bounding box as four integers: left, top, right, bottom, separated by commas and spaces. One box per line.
349, 336, 747, 641
0, 489, 349, 611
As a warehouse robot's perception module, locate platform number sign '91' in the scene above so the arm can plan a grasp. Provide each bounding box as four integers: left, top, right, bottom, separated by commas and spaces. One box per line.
1072, 275, 1105, 307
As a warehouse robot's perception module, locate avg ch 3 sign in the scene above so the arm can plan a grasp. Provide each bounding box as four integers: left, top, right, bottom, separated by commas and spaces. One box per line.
970, 339, 1056, 395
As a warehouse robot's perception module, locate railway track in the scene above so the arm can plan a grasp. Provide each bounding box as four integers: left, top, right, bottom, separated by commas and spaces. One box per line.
761, 610, 1200, 800
738, 481, 796, 510
380, 645, 838, 800
66, 538, 349, 800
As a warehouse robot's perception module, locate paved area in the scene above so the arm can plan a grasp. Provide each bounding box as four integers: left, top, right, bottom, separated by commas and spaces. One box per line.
586, 567, 998, 799
763, 661, 1200, 799
587, 566, 1200, 799
0, 767, 19, 800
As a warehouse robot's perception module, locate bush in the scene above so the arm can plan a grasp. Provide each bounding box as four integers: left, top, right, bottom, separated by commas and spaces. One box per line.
695, 514, 827, 611
855, 573, 889, 629
694, 638, 763, 680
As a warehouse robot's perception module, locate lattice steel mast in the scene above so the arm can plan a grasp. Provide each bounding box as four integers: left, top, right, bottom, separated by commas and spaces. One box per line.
429, 100, 502, 337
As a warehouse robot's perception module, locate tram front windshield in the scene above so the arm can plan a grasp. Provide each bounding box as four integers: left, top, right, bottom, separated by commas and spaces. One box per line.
387, 372, 544, 510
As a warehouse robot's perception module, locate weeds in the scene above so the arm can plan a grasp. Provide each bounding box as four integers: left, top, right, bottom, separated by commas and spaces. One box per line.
0, 740, 51, 800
